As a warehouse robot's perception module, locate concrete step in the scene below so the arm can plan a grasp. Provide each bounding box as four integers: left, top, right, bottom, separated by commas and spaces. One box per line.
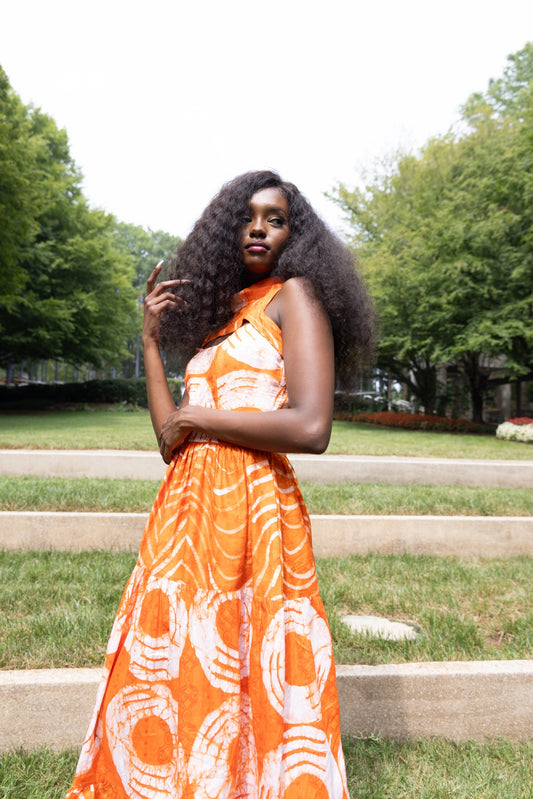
1, 511, 532, 557
1, 660, 532, 750
1, 449, 532, 488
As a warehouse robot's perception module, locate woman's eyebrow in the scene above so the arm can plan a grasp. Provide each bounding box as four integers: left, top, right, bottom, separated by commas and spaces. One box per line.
263, 206, 288, 214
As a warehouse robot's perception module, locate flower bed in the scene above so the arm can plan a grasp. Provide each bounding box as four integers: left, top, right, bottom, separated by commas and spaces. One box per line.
334, 411, 491, 434
496, 418, 533, 443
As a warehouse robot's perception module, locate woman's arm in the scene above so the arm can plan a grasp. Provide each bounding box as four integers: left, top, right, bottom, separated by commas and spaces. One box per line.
142, 263, 189, 448
157, 277, 335, 462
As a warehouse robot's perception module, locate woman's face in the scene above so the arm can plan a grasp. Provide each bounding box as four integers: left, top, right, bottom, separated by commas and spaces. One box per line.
240, 187, 290, 282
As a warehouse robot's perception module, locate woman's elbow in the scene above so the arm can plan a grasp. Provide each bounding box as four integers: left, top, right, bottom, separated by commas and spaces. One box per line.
300, 418, 332, 454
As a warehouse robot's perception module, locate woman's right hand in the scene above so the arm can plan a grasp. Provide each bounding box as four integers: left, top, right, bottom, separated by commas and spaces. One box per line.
142, 261, 187, 344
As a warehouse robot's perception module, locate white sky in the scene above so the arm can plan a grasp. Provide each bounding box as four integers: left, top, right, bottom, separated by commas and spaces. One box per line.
1, 0, 532, 239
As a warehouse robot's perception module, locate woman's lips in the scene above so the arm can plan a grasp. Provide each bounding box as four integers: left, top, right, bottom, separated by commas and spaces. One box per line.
245, 243, 269, 253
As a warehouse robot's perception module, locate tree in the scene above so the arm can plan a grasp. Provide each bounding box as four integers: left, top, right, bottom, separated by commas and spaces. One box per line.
332, 138, 458, 413
112, 221, 180, 288
332, 44, 533, 421
0, 66, 42, 304
0, 69, 137, 371
111, 222, 181, 376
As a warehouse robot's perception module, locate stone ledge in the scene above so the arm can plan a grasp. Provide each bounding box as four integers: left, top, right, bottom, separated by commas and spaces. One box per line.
1, 449, 531, 488
1, 661, 532, 750
337, 660, 533, 740
1, 511, 532, 557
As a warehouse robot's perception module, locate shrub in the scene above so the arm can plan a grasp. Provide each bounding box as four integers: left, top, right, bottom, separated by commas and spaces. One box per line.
496, 420, 533, 443
334, 411, 492, 434
0, 378, 183, 409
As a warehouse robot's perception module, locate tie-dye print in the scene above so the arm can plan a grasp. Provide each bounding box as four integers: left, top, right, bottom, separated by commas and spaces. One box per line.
66, 278, 348, 799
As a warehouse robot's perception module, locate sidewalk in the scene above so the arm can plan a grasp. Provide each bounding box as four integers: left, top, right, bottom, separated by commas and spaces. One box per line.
2, 661, 533, 750
2, 511, 532, 557
1, 449, 532, 487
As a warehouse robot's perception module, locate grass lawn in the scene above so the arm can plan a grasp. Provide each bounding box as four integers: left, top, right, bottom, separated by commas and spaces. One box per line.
1, 551, 531, 669
0, 407, 156, 451
2, 738, 532, 799
1, 408, 532, 458
1, 475, 533, 516
327, 421, 533, 459
317, 553, 533, 665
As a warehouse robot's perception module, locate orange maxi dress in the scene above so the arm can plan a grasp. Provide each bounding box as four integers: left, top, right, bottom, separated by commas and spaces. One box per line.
66, 277, 348, 799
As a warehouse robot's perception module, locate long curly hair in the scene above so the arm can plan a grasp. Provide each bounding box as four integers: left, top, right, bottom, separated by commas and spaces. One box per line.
160, 170, 375, 382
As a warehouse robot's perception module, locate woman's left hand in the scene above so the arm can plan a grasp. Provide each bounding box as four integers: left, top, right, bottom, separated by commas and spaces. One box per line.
157, 406, 193, 464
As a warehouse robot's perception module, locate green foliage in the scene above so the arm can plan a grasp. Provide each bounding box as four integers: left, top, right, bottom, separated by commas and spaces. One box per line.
0, 67, 142, 370
332, 44, 533, 421
0, 66, 42, 299
112, 220, 180, 288
463, 42, 533, 123
111, 221, 181, 376
336, 411, 492, 434
0, 377, 182, 408
0, 108, 138, 365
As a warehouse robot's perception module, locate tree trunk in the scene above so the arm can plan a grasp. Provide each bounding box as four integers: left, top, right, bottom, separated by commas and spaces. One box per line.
515, 381, 522, 417
415, 362, 437, 414
471, 388, 484, 424
462, 354, 487, 424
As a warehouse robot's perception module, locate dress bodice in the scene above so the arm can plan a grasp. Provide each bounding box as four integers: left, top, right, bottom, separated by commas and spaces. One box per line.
184, 278, 287, 413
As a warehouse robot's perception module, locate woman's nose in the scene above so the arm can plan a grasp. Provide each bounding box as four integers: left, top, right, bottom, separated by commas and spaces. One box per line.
249, 217, 266, 237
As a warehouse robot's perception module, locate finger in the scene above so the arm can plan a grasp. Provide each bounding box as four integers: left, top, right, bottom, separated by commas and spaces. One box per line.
145, 280, 190, 307
146, 260, 164, 293
151, 279, 190, 294
145, 294, 186, 312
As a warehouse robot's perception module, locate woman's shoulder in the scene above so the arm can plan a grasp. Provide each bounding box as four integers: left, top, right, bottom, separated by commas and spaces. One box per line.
267, 276, 326, 329
277, 276, 323, 309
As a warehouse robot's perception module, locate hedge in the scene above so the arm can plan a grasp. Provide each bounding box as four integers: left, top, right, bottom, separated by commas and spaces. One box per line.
0, 378, 183, 409
334, 411, 493, 434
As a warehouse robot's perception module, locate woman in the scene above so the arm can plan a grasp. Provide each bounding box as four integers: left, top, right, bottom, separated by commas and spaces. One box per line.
66, 170, 374, 799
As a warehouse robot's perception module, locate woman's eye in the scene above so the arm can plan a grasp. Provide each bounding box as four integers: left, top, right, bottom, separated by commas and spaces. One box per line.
270, 217, 285, 227
242, 216, 252, 224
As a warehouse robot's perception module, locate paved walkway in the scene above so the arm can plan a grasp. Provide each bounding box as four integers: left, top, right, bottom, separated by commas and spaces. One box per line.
2, 661, 533, 750
1, 449, 532, 487
2, 511, 533, 557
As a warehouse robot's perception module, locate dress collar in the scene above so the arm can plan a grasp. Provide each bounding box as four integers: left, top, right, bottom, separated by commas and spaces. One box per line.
232, 276, 284, 312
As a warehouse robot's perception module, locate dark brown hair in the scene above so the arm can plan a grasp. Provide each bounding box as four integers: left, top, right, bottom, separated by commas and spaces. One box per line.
160, 170, 375, 381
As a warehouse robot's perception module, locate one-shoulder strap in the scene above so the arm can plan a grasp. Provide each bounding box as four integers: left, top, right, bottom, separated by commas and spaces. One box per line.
203, 278, 284, 349
242, 281, 284, 353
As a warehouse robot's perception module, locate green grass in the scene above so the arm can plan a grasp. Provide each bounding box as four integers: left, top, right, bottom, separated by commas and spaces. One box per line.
0, 551, 137, 669
327, 420, 533, 459
2, 739, 532, 799
0, 407, 156, 451
302, 482, 533, 517
0, 477, 161, 513
1, 476, 533, 516
1, 551, 531, 669
342, 736, 533, 798
317, 554, 533, 665
1, 408, 532, 458
0, 749, 79, 799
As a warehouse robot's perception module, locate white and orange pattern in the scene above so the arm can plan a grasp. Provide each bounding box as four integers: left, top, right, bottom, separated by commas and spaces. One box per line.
66, 278, 348, 799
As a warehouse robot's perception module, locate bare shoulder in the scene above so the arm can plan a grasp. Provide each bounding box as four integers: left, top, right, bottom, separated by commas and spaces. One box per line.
268, 277, 323, 327
278, 276, 315, 302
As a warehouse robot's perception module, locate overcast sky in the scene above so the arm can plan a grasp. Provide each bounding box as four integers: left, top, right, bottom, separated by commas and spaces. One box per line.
2, 1, 532, 239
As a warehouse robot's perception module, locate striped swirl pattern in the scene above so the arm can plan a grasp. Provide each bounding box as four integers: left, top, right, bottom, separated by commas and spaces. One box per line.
67, 279, 348, 798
